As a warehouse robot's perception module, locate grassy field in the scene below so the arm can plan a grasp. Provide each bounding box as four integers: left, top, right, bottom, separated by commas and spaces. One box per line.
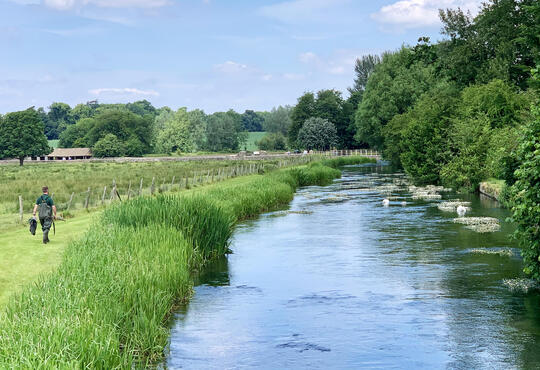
0, 156, 373, 368
245, 131, 266, 151
0, 158, 282, 231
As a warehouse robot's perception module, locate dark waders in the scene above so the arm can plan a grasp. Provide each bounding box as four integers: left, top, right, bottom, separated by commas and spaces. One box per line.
40, 216, 52, 244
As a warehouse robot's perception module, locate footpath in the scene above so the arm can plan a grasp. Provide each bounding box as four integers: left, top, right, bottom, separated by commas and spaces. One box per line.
0, 212, 99, 307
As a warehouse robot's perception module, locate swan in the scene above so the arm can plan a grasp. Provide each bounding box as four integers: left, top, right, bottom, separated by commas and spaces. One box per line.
382, 199, 390, 207
456, 205, 467, 217
401, 201, 407, 206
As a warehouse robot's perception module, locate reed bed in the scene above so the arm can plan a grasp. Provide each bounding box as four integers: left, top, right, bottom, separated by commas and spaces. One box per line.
0, 156, 370, 368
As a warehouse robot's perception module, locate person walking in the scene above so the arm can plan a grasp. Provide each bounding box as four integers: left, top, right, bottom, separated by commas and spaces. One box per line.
32, 186, 56, 244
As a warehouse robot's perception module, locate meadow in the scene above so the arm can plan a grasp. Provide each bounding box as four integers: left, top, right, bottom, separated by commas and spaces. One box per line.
245, 131, 266, 151
0, 156, 374, 368
0, 158, 284, 230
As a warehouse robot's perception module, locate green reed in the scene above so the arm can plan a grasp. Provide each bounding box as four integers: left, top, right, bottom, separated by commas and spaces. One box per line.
0, 156, 371, 368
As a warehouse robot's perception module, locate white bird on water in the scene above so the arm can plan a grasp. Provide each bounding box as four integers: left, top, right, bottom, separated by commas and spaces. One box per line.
456, 205, 467, 217
382, 199, 390, 207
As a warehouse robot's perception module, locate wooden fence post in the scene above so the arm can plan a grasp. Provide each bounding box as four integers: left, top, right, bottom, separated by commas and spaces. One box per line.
110, 180, 117, 201
127, 181, 132, 200
151, 177, 155, 195
84, 188, 91, 209
139, 178, 143, 196
19, 196, 23, 224
171, 176, 175, 188
67, 192, 75, 211
101, 186, 107, 205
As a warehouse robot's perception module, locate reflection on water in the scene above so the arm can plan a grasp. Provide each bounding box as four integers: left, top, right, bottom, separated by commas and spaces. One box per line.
166, 165, 540, 369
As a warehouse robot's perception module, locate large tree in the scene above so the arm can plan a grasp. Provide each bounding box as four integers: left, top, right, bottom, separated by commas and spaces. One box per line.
289, 92, 315, 148
0, 108, 51, 166
241, 110, 264, 132
205, 110, 245, 152
350, 54, 381, 93
155, 108, 194, 154
298, 117, 338, 150
263, 105, 291, 135
354, 48, 437, 149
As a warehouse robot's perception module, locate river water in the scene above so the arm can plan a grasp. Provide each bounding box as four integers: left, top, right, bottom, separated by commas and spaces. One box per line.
165, 165, 540, 369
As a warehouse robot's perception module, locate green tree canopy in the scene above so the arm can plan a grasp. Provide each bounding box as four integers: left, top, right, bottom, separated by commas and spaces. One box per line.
241, 110, 264, 132
289, 92, 315, 148
155, 108, 194, 154
354, 48, 437, 149
205, 110, 245, 152
0, 108, 51, 166
92, 134, 126, 158
263, 106, 291, 135
298, 117, 338, 150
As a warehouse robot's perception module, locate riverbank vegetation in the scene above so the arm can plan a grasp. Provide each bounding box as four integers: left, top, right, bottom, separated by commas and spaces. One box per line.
0, 156, 371, 367
0, 158, 289, 226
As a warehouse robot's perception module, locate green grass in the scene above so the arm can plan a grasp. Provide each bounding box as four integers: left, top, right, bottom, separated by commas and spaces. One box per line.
244, 131, 266, 151
0, 156, 371, 368
0, 158, 285, 230
0, 211, 100, 307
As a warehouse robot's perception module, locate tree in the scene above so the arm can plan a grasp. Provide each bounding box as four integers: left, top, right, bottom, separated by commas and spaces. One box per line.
205, 110, 245, 152
126, 100, 156, 117
289, 92, 315, 148
354, 48, 437, 149
256, 132, 287, 151
399, 84, 458, 184
241, 110, 264, 132
510, 68, 540, 279
298, 117, 337, 150
350, 54, 381, 93
85, 109, 153, 153
314, 89, 350, 148
92, 134, 126, 158
0, 108, 51, 166
187, 109, 207, 151
58, 118, 93, 148
263, 106, 291, 135
47, 102, 74, 139
155, 108, 194, 154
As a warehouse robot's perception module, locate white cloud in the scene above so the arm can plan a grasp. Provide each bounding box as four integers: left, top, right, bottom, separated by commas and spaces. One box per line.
258, 0, 350, 23
214, 61, 249, 74
42, 0, 170, 10
372, 0, 482, 29
283, 73, 305, 81
89, 87, 159, 96
299, 52, 319, 64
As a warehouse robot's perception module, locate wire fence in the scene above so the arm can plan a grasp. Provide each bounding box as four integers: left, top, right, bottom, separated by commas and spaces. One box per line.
13, 150, 380, 224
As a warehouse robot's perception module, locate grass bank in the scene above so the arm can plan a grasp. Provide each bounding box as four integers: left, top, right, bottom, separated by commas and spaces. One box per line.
0, 156, 373, 368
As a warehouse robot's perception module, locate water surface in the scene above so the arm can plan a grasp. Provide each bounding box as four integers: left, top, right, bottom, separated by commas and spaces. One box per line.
166, 165, 540, 369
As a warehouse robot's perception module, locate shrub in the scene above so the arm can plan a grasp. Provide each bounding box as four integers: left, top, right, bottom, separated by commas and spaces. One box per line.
92, 134, 126, 158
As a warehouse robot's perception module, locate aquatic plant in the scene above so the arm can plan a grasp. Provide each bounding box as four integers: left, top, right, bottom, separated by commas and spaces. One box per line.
437, 201, 471, 212
453, 217, 501, 233
502, 278, 539, 294
469, 248, 514, 257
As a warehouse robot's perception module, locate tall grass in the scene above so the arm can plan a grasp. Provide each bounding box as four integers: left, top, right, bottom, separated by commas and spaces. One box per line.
0, 156, 370, 367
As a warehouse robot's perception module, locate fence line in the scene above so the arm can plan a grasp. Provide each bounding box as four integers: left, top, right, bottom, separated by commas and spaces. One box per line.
15, 150, 379, 222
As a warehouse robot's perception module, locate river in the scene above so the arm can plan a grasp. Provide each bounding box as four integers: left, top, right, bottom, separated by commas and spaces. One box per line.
165, 165, 540, 369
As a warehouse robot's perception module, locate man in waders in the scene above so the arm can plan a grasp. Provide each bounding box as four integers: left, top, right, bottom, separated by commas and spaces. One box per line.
32, 186, 56, 244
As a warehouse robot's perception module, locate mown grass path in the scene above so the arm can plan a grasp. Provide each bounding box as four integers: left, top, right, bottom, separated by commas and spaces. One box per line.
0, 212, 99, 307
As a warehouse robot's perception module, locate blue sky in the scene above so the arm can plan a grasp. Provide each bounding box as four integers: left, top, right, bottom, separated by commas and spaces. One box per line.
0, 0, 483, 113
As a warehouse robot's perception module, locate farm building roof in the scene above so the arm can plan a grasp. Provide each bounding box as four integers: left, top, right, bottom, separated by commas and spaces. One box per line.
48, 148, 92, 157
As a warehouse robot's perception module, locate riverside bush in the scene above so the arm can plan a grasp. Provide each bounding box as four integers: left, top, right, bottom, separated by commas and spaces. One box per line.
0, 156, 369, 367
510, 73, 540, 279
